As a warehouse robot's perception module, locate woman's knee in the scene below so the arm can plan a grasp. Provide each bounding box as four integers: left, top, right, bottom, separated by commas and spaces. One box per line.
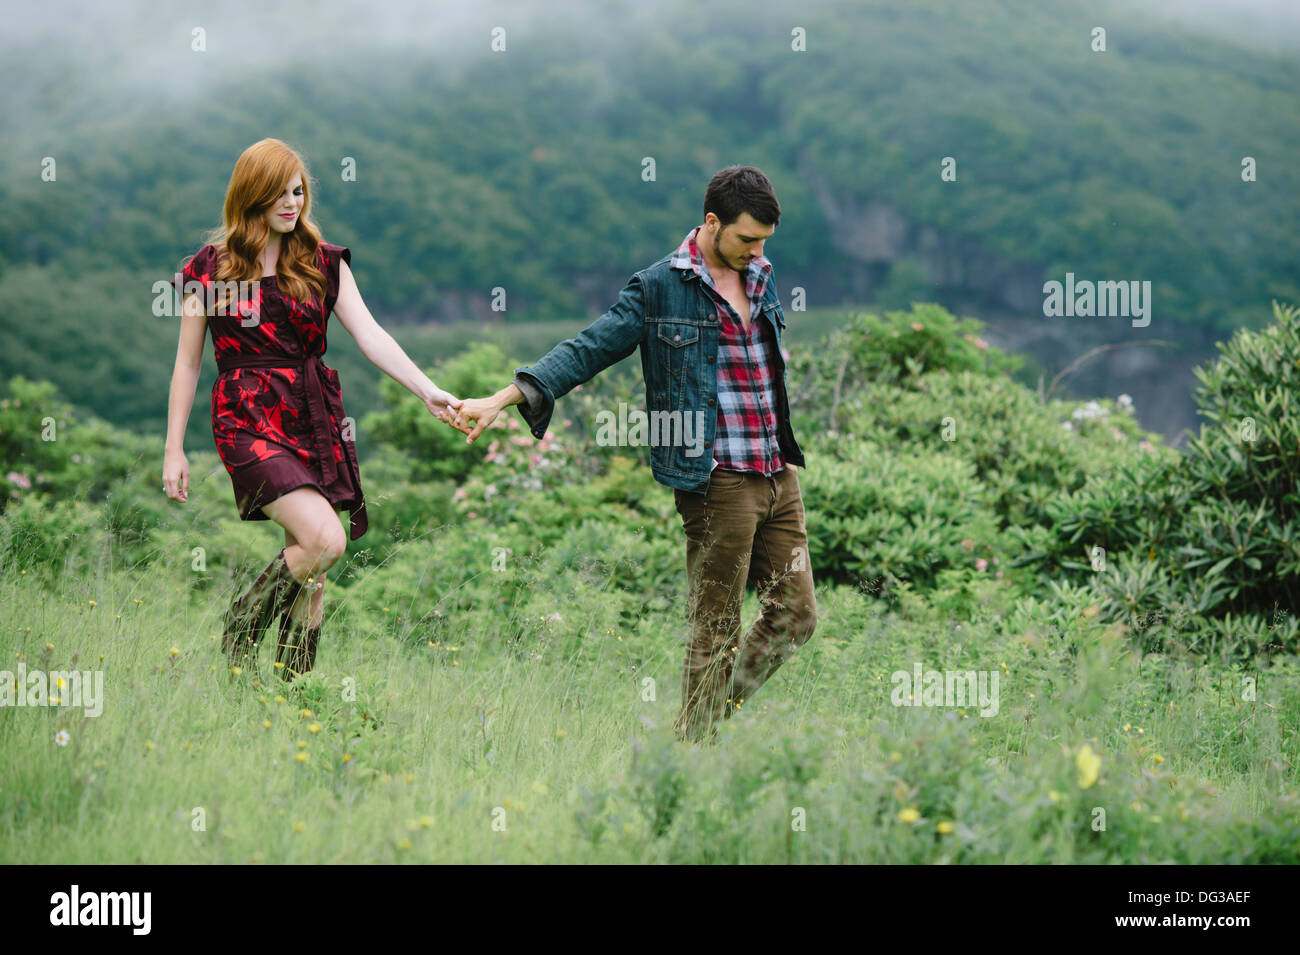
314, 523, 347, 568
295, 520, 346, 571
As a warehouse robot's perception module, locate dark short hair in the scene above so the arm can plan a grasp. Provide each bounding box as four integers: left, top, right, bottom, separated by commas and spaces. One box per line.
703, 165, 781, 229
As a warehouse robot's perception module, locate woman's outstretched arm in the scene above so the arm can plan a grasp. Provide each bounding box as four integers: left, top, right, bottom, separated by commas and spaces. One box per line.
332, 259, 463, 425
163, 291, 207, 502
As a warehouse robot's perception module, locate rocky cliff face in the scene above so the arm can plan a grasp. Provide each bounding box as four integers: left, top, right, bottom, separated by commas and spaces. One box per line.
802, 167, 1046, 313
797, 168, 1215, 444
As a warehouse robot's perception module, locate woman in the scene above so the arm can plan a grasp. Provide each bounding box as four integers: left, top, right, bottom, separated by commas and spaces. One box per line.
162, 138, 462, 681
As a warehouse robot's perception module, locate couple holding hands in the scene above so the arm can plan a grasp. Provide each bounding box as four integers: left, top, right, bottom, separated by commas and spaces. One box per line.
163, 138, 816, 742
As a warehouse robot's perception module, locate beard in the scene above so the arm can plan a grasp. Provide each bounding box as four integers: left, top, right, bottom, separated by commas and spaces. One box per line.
710, 230, 745, 273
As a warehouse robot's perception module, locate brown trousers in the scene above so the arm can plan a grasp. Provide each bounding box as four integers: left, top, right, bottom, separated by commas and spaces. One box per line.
671, 465, 818, 742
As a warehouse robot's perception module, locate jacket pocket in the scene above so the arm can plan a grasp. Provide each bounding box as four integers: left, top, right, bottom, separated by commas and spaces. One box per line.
657, 322, 700, 348
654, 322, 699, 408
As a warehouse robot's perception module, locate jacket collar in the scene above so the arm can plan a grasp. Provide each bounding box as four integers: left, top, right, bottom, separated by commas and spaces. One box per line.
670, 225, 771, 290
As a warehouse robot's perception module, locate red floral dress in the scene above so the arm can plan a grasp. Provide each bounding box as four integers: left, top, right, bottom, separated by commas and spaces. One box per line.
173, 242, 368, 540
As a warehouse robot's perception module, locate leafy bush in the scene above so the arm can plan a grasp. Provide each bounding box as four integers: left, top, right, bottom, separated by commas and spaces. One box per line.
788, 303, 1022, 420
802, 439, 999, 595
1048, 301, 1300, 654
792, 304, 1161, 601
0, 376, 153, 512
0, 495, 105, 576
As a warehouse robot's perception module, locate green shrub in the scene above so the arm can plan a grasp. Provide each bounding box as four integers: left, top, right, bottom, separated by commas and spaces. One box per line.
1048, 301, 1300, 654
802, 440, 999, 594
792, 303, 1161, 601
0, 494, 105, 576
0, 376, 153, 512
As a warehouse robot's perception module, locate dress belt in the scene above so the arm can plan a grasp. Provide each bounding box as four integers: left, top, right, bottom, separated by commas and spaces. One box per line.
215, 353, 340, 487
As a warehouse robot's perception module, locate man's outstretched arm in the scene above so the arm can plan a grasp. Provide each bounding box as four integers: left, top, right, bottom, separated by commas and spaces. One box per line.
453, 271, 647, 443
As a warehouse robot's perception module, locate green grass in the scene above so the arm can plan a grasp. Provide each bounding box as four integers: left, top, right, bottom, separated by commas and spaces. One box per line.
3, 520, 1297, 864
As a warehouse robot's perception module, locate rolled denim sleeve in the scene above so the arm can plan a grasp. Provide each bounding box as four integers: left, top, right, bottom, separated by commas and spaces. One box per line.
511, 271, 646, 439
511, 371, 552, 436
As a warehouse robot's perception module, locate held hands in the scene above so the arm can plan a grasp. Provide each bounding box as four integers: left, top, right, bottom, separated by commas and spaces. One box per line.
449, 396, 505, 443
424, 386, 464, 427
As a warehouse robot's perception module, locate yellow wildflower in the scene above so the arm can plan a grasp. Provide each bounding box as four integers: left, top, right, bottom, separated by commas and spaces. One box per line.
1076, 743, 1101, 789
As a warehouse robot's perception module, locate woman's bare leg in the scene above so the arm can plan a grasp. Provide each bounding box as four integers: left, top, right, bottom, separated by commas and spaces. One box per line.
282, 526, 327, 626
262, 487, 346, 570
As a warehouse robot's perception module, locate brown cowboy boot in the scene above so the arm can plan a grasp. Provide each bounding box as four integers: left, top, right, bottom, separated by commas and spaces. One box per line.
275, 578, 323, 682
221, 549, 299, 670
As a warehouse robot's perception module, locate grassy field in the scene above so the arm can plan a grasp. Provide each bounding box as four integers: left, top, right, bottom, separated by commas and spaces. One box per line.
3, 516, 1296, 864
4, 301, 1299, 864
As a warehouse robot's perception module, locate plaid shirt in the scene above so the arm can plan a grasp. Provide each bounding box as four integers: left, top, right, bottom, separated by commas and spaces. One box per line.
669, 225, 785, 476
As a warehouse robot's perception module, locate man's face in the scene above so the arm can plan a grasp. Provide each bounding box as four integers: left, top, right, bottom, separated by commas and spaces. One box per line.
706, 211, 775, 273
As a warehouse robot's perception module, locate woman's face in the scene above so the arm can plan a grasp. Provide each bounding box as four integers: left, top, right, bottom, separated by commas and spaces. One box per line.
264, 173, 304, 235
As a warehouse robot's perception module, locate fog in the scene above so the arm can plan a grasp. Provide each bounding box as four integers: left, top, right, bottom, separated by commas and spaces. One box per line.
4, 0, 1296, 144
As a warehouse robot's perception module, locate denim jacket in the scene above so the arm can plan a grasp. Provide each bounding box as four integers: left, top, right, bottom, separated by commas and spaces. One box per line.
511, 250, 806, 492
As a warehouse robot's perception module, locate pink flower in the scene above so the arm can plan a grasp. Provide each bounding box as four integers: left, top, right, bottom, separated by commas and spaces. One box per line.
961, 539, 975, 552
6, 471, 31, 490
529, 453, 542, 468
974, 338, 989, 349
911, 322, 924, 331
453, 487, 467, 501
975, 558, 988, 572
485, 452, 499, 463
507, 417, 519, 430
780, 347, 791, 362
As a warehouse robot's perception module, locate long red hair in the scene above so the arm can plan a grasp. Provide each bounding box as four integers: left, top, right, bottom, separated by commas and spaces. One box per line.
187, 139, 328, 310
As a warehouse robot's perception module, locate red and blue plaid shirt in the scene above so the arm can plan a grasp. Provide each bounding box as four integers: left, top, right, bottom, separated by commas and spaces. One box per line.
669, 225, 785, 476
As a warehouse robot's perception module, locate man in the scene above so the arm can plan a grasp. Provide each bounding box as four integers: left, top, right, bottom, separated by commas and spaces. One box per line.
452, 165, 817, 743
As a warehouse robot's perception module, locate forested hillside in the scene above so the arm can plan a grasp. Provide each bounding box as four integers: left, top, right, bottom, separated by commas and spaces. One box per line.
2, 0, 1296, 444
